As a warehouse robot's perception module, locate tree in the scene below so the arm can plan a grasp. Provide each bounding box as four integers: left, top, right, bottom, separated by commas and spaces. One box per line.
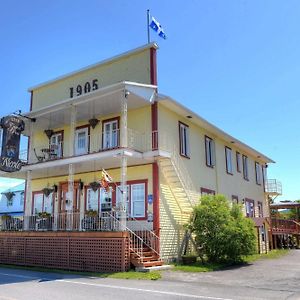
190, 194, 256, 263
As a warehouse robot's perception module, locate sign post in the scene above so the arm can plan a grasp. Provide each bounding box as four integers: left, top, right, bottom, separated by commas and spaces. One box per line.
0, 115, 25, 172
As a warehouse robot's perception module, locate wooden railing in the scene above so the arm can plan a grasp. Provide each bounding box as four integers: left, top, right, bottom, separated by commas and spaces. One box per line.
271, 218, 300, 234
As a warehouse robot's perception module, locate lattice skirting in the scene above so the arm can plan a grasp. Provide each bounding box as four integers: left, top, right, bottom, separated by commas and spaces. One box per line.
0, 232, 130, 272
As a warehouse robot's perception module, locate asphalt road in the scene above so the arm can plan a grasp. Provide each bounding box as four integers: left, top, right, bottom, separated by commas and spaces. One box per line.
0, 250, 299, 300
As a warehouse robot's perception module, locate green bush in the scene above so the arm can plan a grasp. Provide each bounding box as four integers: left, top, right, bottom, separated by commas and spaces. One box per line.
190, 194, 256, 263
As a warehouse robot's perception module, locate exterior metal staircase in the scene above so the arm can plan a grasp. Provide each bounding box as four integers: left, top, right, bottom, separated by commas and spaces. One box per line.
158, 145, 199, 225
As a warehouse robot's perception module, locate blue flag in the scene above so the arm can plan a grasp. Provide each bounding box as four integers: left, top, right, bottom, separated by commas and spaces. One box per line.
149, 16, 167, 40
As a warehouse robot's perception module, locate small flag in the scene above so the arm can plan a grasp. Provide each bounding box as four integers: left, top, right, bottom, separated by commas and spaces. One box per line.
149, 16, 167, 40
100, 169, 113, 193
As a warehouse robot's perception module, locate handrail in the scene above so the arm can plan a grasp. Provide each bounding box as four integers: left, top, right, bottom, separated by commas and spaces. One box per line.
128, 216, 160, 256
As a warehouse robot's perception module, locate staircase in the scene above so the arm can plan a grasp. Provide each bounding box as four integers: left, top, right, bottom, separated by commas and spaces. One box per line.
158, 145, 199, 225
130, 245, 163, 268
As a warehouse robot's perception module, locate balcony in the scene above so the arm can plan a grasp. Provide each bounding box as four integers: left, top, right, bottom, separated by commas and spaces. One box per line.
265, 179, 282, 196
271, 218, 300, 235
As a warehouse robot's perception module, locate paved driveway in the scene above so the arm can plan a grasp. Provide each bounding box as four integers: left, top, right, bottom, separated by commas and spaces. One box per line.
162, 249, 300, 299
0, 250, 299, 300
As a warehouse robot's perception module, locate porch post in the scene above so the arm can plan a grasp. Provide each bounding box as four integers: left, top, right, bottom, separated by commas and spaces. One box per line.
24, 170, 32, 230
69, 105, 76, 157
27, 121, 33, 163
68, 163, 74, 230
120, 89, 128, 231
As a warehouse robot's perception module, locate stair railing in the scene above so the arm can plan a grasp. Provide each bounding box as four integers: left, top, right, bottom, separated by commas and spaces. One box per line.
128, 217, 160, 257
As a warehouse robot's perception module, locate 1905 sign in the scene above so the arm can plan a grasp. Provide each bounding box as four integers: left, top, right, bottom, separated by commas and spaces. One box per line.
69, 79, 98, 98
0, 115, 25, 172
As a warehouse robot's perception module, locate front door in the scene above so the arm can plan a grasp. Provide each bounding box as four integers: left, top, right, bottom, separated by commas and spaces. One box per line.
59, 182, 80, 230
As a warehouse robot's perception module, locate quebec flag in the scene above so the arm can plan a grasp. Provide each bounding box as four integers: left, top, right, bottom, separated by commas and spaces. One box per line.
149, 16, 167, 40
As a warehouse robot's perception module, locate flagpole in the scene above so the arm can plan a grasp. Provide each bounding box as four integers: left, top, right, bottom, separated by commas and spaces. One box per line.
147, 9, 150, 43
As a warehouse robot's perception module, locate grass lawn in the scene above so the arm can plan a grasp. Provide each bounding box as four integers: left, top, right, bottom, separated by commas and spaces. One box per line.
171, 249, 289, 273
0, 264, 161, 280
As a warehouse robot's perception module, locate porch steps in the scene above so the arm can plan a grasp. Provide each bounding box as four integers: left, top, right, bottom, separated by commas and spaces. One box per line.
130, 246, 164, 269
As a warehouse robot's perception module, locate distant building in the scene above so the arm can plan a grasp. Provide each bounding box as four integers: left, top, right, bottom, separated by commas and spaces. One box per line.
0, 183, 25, 217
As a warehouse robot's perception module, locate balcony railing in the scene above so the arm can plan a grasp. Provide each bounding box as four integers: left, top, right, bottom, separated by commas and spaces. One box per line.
0, 212, 122, 232
21, 128, 154, 165
271, 218, 300, 234
265, 179, 282, 195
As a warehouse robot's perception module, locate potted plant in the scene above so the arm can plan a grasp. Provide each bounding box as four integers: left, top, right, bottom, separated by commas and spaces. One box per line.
82, 209, 99, 231
181, 254, 198, 265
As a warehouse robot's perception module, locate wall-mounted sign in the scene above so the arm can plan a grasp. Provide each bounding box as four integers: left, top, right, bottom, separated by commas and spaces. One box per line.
147, 194, 153, 205
69, 79, 99, 98
0, 115, 25, 172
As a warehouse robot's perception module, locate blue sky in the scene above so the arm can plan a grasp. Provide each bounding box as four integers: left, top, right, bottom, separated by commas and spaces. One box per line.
0, 1, 299, 200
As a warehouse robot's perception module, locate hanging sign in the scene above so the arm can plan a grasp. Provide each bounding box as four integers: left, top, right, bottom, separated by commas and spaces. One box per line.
0, 115, 25, 172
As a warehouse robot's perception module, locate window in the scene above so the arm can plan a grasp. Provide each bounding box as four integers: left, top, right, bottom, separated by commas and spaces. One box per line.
258, 201, 263, 217
102, 118, 119, 150
179, 122, 190, 157
7, 197, 13, 207
261, 224, 266, 242
50, 132, 63, 158
236, 152, 241, 173
200, 187, 215, 196
225, 147, 233, 174
232, 195, 239, 204
131, 183, 146, 218
255, 162, 261, 185
75, 126, 89, 155
32, 192, 53, 215
116, 181, 147, 219
205, 136, 215, 167
85, 187, 112, 213
242, 155, 249, 180
245, 198, 254, 217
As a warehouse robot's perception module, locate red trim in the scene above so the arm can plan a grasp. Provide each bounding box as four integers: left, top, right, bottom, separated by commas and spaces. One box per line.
225, 146, 233, 175
236, 151, 241, 173
245, 198, 255, 217
112, 179, 148, 220
150, 48, 157, 86
151, 102, 158, 150
200, 187, 215, 195
242, 155, 249, 181
152, 163, 160, 239
205, 135, 214, 168
75, 124, 91, 154
178, 121, 190, 159
31, 191, 55, 215
255, 162, 261, 185
101, 116, 120, 149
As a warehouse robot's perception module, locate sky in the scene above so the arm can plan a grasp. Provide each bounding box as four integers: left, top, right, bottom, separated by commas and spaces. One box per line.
0, 0, 299, 201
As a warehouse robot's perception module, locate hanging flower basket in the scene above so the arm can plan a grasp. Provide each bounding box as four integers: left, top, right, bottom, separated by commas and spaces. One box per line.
3, 192, 15, 201
89, 181, 100, 192
42, 187, 54, 197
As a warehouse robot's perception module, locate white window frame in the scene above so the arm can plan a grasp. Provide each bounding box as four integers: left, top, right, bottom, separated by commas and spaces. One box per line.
225, 147, 233, 174
242, 155, 249, 180
32, 192, 53, 215
179, 122, 190, 157
50, 132, 63, 158
131, 183, 146, 218
75, 127, 89, 155
205, 136, 215, 167
86, 187, 112, 213
102, 119, 119, 150
255, 162, 261, 185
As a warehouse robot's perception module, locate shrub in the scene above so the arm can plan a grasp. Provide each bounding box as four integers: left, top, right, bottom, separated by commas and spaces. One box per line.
190, 194, 256, 263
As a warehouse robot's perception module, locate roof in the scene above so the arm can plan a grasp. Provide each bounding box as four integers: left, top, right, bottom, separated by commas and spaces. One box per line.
28, 43, 158, 92
270, 202, 300, 209
157, 94, 275, 164
1, 182, 25, 193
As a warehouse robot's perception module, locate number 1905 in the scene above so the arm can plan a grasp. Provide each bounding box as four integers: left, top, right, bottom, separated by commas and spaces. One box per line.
69, 79, 99, 98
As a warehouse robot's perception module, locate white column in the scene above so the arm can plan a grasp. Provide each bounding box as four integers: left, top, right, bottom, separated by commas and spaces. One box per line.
69, 105, 76, 157
68, 163, 74, 230
24, 170, 32, 230
28, 121, 33, 163
120, 90, 128, 231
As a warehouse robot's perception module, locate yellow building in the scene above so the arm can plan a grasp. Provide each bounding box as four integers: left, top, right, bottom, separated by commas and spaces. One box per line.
0, 43, 281, 271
